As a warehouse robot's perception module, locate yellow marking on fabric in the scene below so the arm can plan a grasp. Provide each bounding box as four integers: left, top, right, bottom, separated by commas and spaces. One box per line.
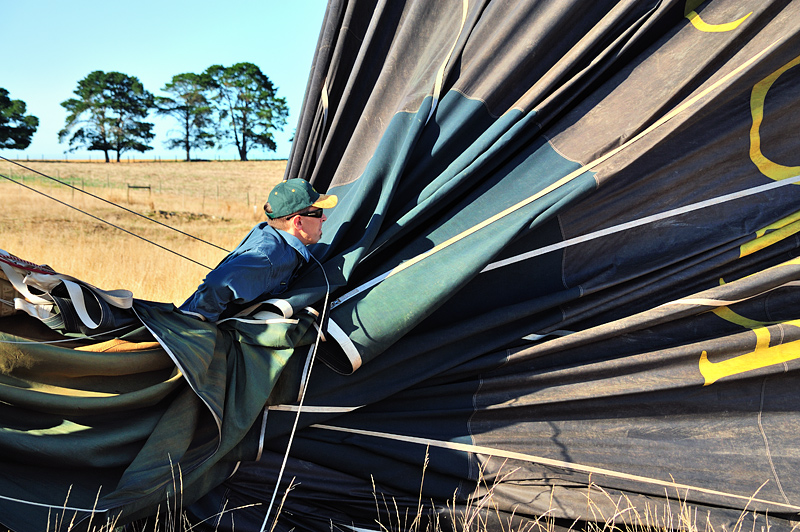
320, 77, 330, 146
701, 296, 800, 384
23, 385, 119, 398
683, 0, 751, 32
685, 10, 751, 33
700, 328, 800, 385
427, 0, 469, 124
712, 306, 774, 330
759, 210, 800, 237
739, 216, 800, 258
750, 54, 800, 181
656, 261, 800, 311
321, 77, 329, 115
740, 211, 800, 258
377, 43, 776, 284
313, 423, 800, 511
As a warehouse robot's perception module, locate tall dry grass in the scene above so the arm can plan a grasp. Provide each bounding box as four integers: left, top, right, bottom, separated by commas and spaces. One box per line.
106, 460, 796, 532
0, 160, 286, 304
2, 159, 287, 200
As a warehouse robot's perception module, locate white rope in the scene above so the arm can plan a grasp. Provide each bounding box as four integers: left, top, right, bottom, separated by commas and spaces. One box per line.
259, 254, 331, 532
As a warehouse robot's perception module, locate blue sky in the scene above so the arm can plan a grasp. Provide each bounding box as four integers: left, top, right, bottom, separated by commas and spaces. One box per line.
0, 2, 328, 161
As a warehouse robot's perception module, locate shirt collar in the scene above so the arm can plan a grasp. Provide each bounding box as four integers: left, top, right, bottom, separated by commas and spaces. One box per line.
276, 229, 311, 262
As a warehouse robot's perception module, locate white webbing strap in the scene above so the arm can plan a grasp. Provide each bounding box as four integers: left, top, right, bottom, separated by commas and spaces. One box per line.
62, 279, 101, 330
14, 298, 55, 321
0, 260, 51, 306
25, 271, 133, 310
325, 317, 363, 373
232, 298, 294, 321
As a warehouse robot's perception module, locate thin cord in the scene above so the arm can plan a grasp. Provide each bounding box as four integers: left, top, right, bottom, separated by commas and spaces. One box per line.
1, 156, 230, 253
0, 492, 105, 514
758, 376, 790, 504
259, 254, 331, 532
0, 324, 135, 344
1, 174, 214, 270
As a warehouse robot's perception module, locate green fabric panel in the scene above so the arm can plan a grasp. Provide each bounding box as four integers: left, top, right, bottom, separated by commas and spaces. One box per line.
330, 135, 595, 364
0, 302, 321, 528
97, 302, 320, 517
0, 336, 172, 377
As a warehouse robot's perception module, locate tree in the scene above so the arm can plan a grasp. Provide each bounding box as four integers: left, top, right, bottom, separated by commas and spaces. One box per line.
204, 63, 289, 161
0, 88, 39, 150
59, 71, 155, 163
156, 73, 215, 161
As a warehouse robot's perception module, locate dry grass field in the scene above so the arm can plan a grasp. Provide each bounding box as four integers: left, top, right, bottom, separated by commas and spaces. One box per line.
0, 159, 287, 304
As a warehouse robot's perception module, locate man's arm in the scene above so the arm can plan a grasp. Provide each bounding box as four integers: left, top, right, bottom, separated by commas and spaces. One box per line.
179, 251, 284, 322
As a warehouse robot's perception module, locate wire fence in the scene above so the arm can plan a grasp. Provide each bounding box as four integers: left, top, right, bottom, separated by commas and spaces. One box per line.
1, 158, 288, 209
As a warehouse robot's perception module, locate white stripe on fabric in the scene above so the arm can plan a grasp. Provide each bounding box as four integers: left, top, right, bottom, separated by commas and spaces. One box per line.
482, 173, 800, 272
522, 329, 575, 341
259, 254, 333, 532
256, 408, 269, 462
331, 271, 390, 309
269, 404, 363, 414
217, 317, 299, 326
297, 346, 315, 403
312, 424, 800, 511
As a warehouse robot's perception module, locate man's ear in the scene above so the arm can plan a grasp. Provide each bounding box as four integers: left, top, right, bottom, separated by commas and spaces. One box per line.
291, 215, 303, 231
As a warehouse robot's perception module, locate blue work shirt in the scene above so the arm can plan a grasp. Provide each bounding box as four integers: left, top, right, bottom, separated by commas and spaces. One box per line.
179, 222, 311, 322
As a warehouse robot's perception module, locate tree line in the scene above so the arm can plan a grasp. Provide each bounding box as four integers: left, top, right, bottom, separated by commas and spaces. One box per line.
0, 62, 289, 163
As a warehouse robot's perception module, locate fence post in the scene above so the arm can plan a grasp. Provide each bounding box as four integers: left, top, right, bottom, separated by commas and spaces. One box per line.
127, 184, 151, 202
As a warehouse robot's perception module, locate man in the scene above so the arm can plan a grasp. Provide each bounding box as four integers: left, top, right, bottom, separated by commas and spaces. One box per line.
179, 179, 337, 322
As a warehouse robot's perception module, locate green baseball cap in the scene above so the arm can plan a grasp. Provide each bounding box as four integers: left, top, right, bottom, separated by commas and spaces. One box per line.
265, 179, 338, 219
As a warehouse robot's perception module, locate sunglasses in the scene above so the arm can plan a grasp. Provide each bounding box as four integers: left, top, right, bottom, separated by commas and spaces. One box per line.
289, 209, 324, 219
